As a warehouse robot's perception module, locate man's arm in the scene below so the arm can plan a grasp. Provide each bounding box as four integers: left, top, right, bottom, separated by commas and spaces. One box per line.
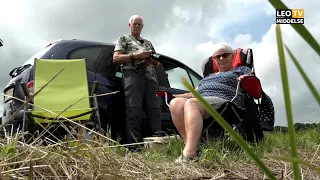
113, 36, 150, 64
113, 51, 134, 64
113, 36, 132, 64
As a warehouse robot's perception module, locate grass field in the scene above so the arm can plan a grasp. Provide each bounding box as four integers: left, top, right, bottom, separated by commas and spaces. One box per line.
0, 126, 319, 180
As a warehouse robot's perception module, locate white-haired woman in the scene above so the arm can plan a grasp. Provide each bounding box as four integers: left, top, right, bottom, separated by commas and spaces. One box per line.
170, 42, 253, 163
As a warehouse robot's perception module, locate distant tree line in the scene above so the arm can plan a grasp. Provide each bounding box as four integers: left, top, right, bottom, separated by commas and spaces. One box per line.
272, 122, 320, 133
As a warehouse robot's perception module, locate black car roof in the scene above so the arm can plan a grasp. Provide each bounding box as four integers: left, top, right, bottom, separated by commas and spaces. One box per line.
59, 39, 202, 79
65, 39, 115, 46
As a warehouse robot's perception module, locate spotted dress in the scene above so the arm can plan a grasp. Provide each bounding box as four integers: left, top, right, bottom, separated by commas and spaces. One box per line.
196, 66, 252, 109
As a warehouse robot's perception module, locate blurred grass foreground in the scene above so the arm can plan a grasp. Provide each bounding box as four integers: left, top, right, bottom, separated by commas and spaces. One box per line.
1, 0, 320, 179
0, 126, 320, 179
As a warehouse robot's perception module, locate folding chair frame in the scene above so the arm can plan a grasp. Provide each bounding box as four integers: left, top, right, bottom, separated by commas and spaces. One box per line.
155, 74, 264, 143
200, 75, 263, 142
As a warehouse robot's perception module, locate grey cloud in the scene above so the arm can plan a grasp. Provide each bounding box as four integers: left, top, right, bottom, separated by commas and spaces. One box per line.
254, 33, 320, 125
20, 0, 175, 42
259, 54, 320, 125
273, 90, 319, 126
151, 1, 228, 74
0, 0, 227, 115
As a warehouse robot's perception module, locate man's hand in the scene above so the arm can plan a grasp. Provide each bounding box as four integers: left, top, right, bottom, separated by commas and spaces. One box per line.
150, 59, 160, 67
132, 50, 151, 60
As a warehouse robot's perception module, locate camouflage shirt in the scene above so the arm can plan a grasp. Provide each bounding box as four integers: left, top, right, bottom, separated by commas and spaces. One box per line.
114, 34, 158, 84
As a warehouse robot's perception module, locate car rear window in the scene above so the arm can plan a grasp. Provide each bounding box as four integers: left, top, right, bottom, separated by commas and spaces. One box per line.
67, 46, 105, 71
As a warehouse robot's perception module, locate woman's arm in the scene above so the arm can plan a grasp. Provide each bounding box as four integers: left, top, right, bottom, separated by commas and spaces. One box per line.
237, 66, 255, 80
173, 87, 198, 98
173, 92, 193, 98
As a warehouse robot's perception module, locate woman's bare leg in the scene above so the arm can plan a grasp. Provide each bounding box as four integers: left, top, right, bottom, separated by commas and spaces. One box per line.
183, 98, 206, 158
169, 97, 188, 141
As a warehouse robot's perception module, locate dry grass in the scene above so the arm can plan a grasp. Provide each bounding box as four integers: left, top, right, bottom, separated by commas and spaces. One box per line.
0, 127, 319, 180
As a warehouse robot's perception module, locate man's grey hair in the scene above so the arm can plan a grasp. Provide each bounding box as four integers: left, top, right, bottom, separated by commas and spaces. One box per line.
212, 42, 233, 55
129, 15, 144, 24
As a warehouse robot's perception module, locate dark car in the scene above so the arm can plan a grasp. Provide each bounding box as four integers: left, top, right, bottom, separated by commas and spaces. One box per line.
1, 39, 202, 143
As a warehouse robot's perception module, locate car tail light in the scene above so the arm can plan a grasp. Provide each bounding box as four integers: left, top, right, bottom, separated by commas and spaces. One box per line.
27, 80, 34, 101
27, 80, 34, 89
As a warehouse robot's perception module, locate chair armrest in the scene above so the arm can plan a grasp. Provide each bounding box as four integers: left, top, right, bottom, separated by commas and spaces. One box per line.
155, 90, 175, 107
240, 76, 262, 99
231, 75, 263, 102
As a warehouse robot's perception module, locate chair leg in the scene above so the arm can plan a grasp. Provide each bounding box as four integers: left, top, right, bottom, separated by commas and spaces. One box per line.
22, 99, 27, 133
93, 94, 102, 134
231, 107, 243, 124
201, 107, 228, 140
21, 96, 28, 142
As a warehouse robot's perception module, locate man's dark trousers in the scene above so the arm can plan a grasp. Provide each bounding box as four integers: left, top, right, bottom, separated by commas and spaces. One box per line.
122, 70, 162, 147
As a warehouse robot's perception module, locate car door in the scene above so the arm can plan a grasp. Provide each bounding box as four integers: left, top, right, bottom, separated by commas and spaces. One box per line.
92, 46, 126, 142
154, 55, 202, 133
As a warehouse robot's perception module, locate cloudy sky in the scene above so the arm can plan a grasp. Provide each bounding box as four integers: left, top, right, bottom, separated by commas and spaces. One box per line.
0, 0, 319, 126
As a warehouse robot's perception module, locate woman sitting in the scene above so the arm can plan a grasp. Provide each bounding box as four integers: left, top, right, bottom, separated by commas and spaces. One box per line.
170, 42, 253, 163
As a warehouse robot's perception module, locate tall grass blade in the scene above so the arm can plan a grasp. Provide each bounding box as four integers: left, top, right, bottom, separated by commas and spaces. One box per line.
268, 0, 320, 56
181, 78, 277, 180
285, 45, 320, 105
269, 155, 320, 175
275, 24, 300, 180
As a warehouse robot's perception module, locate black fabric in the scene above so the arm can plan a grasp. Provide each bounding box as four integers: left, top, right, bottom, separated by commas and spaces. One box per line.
217, 102, 244, 125
235, 91, 274, 142
242, 48, 254, 68
253, 91, 275, 131
201, 98, 267, 143
239, 98, 264, 142
202, 56, 213, 78
122, 70, 162, 145
201, 102, 244, 141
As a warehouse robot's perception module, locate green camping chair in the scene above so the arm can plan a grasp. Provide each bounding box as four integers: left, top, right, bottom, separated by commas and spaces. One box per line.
21, 58, 102, 141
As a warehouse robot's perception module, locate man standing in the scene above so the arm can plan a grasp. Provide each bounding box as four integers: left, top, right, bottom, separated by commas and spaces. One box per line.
113, 15, 162, 151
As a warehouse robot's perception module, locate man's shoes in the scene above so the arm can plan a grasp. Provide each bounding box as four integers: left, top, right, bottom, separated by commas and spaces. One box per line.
126, 145, 142, 154
153, 131, 167, 137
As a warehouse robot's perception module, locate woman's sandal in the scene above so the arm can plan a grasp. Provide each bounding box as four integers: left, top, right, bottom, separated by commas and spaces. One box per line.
174, 149, 202, 164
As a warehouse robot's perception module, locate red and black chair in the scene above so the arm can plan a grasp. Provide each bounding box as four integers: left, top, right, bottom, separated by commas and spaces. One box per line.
156, 48, 275, 143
